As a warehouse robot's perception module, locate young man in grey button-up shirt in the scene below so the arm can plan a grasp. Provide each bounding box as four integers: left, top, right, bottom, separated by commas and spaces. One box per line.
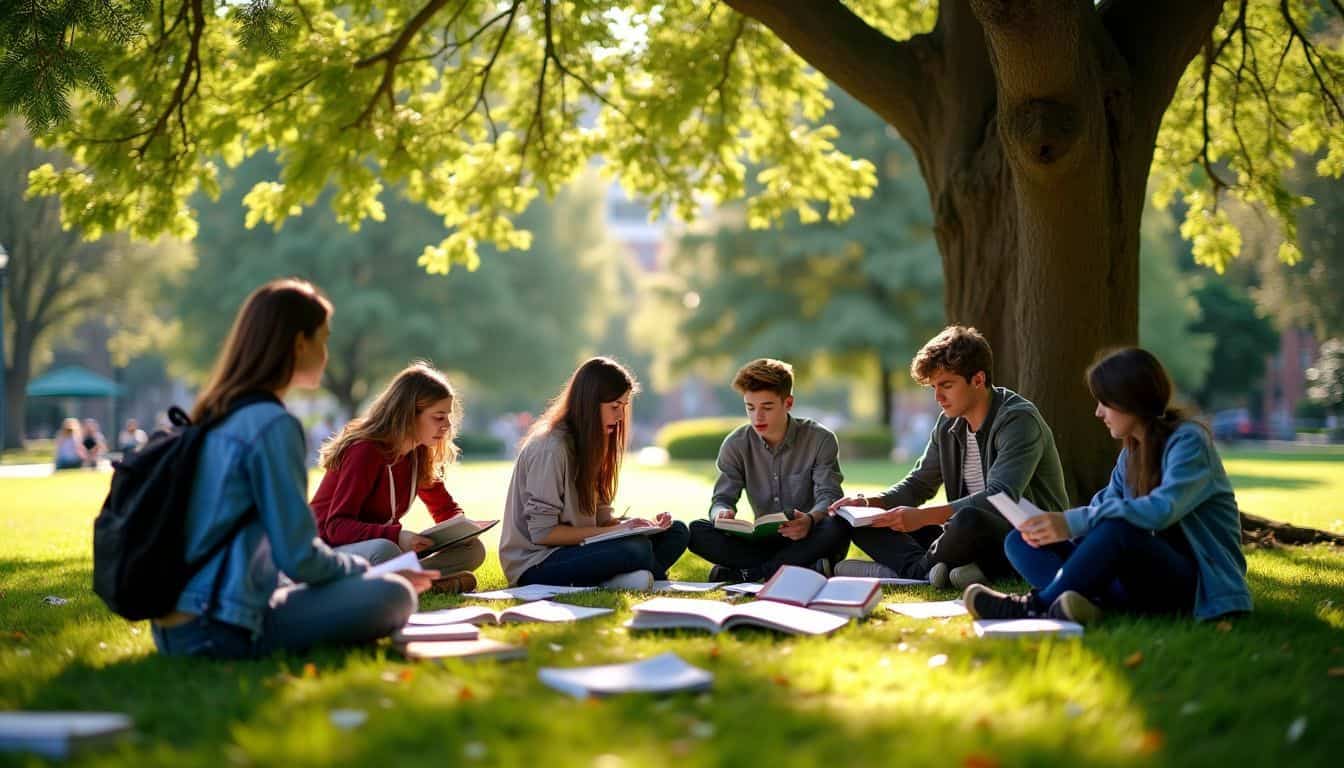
687, 359, 851, 582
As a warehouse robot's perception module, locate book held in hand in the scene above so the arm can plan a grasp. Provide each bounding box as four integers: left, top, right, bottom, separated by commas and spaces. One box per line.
757, 565, 882, 617
398, 638, 527, 662
834, 505, 888, 527
392, 622, 481, 643
364, 550, 423, 578
538, 652, 713, 698
418, 516, 499, 558
406, 600, 612, 626
986, 492, 1047, 528
972, 618, 1083, 638
581, 522, 668, 546
713, 511, 789, 538
0, 712, 133, 759
628, 597, 850, 636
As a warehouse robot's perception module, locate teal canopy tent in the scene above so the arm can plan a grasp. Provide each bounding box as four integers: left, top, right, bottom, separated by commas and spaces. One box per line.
26, 366, 123, 398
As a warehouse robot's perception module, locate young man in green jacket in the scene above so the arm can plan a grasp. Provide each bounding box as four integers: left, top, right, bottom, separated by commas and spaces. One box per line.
830, 326, 1069, 588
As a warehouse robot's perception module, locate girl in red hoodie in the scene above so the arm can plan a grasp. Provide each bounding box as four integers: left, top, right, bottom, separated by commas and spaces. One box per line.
311, 362, 485, 593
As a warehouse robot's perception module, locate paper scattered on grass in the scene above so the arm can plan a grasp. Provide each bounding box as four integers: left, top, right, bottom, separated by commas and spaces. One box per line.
328, 709, 367, 730
927, 654, 949, 669
42, 596, 68, 606
1286, 716, 1307, 744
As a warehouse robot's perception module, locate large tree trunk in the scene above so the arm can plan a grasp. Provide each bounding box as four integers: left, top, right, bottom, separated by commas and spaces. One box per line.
729, 0, 1225, 503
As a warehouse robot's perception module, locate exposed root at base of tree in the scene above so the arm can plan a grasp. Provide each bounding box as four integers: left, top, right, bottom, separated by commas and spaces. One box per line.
1241, 513, 1344, 548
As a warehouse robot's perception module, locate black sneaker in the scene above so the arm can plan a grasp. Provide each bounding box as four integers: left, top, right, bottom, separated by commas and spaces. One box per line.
812, 558, 834, 578
1048, 591, 1103, 625
963, 584, 1039, 620
707, 565, 743, 583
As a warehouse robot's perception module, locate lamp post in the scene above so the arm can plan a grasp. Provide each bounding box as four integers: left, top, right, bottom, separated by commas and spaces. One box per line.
0, 242, 8, 453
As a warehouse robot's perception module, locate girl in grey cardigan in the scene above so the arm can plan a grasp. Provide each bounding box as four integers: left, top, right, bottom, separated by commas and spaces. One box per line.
499, 357, 689, 588
966, 348, 1251, 624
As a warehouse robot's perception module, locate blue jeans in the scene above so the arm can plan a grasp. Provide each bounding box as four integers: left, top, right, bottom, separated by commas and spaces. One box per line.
518, 522, 690, 586
151, 572, 416, 659
1005, 519, 1196, 615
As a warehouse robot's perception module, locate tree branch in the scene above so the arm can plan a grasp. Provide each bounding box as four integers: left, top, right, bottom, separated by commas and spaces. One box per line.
723, 0, 936, 156
1099, 0, 1225, 131
349, 0, 458, 128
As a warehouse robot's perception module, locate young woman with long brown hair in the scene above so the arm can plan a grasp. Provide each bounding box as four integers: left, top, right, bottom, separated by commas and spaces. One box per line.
151, 279, 435, 659
310, 362, 485, 593
499, 357, 689, 589
965, 348, 1251, 624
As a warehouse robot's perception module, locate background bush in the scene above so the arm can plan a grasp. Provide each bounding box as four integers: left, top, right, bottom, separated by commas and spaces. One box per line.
656, 417, 744, 460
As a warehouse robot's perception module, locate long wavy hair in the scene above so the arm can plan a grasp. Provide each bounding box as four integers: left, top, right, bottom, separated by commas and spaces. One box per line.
1087, 347, 1190, 496
319, 362, 462, 488
192, 278, 331, 423
525, 357, 639, 516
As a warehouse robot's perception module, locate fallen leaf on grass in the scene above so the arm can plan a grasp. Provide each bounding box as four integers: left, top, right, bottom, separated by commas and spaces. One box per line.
1124, 651, 1144, 669
1215, 620, 1233, 633
708, 646, 721, 660
303, 663, 318, 679
1138, 730, 1165, 754
399, 669, 415, 683
1327, 667, 1344, 678
772, 675, 790, 687
963, 753, 1001, 768
459, 686, 474, 702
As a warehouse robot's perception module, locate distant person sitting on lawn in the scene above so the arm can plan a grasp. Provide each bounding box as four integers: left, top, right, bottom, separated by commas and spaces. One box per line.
687, 358, 850, 583
964, 348, 1252, 625
117, 418, 148, 455
54, 418, 87, 470
151, 278, 435, 659
499, 357, 689, 590
310, 362, 485, 595
829, 326, 1069, 588
81, 418, 108, 467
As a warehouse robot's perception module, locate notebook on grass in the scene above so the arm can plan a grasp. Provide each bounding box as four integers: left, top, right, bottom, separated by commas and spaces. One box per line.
392, 622, 481, 643
972, 619, 1083, 638
398, 638, 527, 662
0, 712, 133, 759
538, 653, 713, 698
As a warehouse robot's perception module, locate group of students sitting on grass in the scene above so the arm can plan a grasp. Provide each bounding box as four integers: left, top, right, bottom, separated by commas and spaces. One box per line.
148, 277, 1251, 660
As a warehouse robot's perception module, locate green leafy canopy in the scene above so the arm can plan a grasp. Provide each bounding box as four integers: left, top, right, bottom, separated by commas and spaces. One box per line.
2, 1, 1342, 273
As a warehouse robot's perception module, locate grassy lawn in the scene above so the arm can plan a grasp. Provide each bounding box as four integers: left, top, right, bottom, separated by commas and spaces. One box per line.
2, 451, 1342, 767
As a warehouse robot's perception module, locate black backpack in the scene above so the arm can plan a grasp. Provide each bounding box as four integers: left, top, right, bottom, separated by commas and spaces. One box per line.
92, 392, 280, 620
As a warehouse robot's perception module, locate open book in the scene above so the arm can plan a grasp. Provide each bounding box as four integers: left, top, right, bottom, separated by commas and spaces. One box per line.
539, 653, 713, 698
986, 492, 1047, 528
972, 618, 1083, 638
833, 505, 888, 527
406, 600, 611, 626
418, 516, 499, 558
398, 638, 527, 662
365, 550, 422, 578
628, 597, 850, 636
757, 565, 882, 617
713, 511, 789, 537
467, 584, 596, 601
581, 523, 667, 546
392, 622, 481, 643
0, 712, 133, 759
651, 581, 726, 593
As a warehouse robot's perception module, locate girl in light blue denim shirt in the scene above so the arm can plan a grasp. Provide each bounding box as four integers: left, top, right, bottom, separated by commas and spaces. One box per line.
152, 279, 437, 659
966, 348, 1251, 624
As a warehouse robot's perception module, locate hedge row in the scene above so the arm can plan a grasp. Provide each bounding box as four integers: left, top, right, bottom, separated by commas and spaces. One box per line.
655, 418, 893, 460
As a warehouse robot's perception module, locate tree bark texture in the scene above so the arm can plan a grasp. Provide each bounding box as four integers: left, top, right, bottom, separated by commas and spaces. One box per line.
727, 0, 1226, 501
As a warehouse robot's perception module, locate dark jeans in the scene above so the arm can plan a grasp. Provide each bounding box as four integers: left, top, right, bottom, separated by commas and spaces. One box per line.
1004, 519, 1197, 615
518, 521, 690, 586
844, 505, 1016, 579
687, 517, 851, 579
151, 572, 417, 659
